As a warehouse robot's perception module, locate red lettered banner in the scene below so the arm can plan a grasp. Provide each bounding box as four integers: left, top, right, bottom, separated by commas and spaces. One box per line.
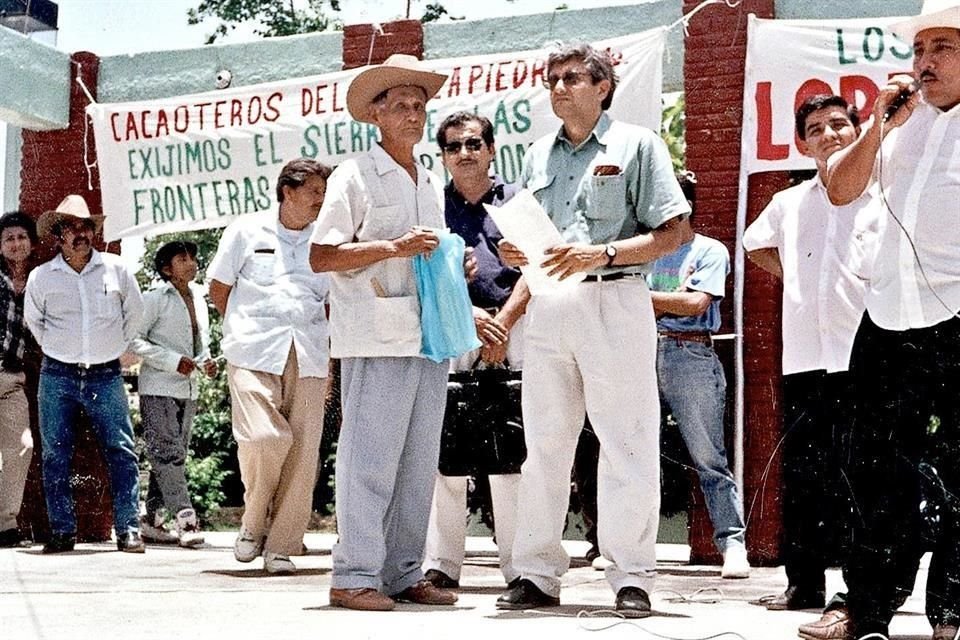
87, 28, 666, 241
742, 15, 912, 174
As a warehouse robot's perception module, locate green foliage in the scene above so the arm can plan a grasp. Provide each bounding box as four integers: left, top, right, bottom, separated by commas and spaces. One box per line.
421, 2, 463, 22
188, 0, 343, 44
661, 93, 686, 173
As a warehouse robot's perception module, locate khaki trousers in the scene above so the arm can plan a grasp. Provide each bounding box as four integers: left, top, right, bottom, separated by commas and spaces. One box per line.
0, 370, 32, 532
228, 348, 326, 556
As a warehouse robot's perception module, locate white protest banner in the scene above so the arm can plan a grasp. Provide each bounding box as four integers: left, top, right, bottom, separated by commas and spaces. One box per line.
741, 15, 913, 175
87, 28, 666, 241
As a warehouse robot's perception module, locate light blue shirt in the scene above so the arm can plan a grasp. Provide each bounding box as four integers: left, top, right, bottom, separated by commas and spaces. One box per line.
25, 250, 144, 366
130, 281, 212, 400
521, 112, 689, 275
647, 234, 729, 333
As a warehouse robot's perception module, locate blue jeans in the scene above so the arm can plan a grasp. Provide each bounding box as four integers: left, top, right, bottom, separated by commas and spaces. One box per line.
38, 357, 140, 537
657, 337, 745, 552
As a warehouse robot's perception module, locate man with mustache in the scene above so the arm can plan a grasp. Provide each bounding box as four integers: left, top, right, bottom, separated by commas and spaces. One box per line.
25, 195, 145, 554
798, 2, 960, 639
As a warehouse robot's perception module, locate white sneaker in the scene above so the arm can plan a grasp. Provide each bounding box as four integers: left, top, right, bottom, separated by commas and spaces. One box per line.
592, 555, 613, 571
721, 545, 751, 579
175, 508, 205, 548
233, 527, 264, 563
264, 551, 296, 575
139, 514, 178, 544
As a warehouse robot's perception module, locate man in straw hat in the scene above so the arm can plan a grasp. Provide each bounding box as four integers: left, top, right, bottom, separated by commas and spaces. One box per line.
797, 2, 960, 639
25, 195, 145, 554
310, 54, 459, 611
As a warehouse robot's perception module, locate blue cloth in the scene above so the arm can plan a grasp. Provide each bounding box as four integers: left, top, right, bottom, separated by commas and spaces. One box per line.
414, 231, 481, 362
647, 234, 729, 334
444, 178, 520, 309
657, 338, 745, 551
38, 357, 141, 537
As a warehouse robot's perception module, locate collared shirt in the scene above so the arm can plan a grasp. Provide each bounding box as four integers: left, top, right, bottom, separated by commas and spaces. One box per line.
25, 250, 144, 366
445, 176, 520, 309
521, 112, 689, 276
743, 178, 880, 374
311, 143, 446, 359
207, 210, 330, 378
130, 281, 212, 400
0, 268, 30, 371
857, 101, 960, 330
647, 234, 729, 334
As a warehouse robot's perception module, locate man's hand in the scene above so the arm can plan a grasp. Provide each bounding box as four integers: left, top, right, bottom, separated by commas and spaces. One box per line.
473, 307, 508, 346
497, 240, 529, 268
541, 243, 607, 280
201, 359, 219, 378
464, 247, 478, 282
873, 74, 920, 131
176, 356, 197, 377
480, 341, 508, 365
392, 226, 440, 257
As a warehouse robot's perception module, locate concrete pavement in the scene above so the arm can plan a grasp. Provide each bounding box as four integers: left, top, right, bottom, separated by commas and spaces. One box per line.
1, 533, 935, 640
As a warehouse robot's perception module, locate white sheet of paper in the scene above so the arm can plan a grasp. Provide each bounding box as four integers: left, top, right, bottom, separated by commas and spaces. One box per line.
486, 190, 585, 295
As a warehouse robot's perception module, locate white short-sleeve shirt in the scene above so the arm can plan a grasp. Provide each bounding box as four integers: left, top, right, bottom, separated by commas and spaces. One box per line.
310, 144, 445, 359
743, 178, 881, 375
207, 211, 329, 378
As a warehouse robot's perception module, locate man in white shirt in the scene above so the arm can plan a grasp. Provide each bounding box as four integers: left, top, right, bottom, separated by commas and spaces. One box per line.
310, 54, 458, 612
25, 195, 145, 554
743, 95, 879, 614
800, 3, 960, 638
208, 158, 332, 575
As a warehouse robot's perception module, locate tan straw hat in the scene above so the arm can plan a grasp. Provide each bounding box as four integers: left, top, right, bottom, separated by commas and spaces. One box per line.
37, 195, 103, 239
346, 54, 447, 125
891, 0, 960, 43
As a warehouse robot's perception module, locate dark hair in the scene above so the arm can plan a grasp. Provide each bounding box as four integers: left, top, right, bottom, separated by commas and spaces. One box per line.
676, 170, 697, 209
154, 240, 198, 281
795, 94, 860, 140
546, 42, 618, 110
0, 211, 38, 245
436, 111, 495, 150
276, 158, 333, 203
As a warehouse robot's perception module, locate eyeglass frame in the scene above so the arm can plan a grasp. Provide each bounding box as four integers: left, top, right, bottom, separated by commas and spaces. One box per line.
441, 137, 487, 154
542, 70, 595, 90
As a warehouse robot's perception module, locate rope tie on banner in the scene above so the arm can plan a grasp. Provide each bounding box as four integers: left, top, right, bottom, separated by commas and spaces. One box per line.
74, 63, 99, 191
365, 23, 385, 67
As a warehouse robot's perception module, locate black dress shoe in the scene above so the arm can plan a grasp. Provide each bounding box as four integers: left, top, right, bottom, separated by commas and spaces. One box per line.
757, 585, 825, 610
424, 568, 460, 589
584, 545, 601, 563
496, 578, 559, 610
116, 531, 146, 553
42, 533, 76, 554
0, 528, 24, 548
615, 587, 652, 618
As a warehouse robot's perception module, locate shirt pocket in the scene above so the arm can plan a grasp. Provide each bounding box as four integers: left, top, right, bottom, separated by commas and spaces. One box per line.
244, 252, 277, 286
584, 172, 626, 221
372, 295, 420, 345
97, 277, 123, 320
526, 173, 556, 199
356, 204, 406, 242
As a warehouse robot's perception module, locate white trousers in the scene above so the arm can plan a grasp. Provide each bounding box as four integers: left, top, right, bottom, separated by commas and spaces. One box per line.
423, 472, 520, 583
512, 278, 661, 597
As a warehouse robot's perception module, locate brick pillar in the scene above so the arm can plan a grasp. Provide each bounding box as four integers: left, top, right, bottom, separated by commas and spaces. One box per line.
18, 51, 114, 543
342, 19, 424, 70
683, 0, 788, 566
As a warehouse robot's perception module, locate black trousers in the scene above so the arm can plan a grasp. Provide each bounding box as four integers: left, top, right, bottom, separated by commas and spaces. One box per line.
845, 313, 960, 633
781, 369, 854, 592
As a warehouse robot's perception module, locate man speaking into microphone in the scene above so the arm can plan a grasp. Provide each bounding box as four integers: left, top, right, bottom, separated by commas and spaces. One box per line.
800, 2, 960, 639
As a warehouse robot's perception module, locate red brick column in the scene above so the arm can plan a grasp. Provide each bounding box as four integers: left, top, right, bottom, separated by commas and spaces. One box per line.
342, 19, 424, 70
683, 0, 789, 566
18, 51, 115, 543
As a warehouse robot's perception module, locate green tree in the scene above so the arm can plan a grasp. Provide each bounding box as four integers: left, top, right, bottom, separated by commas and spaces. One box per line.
188, 0, 343, 44
661, 93, 686, 172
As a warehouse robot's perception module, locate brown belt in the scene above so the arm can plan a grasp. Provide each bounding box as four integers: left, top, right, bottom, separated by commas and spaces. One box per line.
658, 331, 713, 345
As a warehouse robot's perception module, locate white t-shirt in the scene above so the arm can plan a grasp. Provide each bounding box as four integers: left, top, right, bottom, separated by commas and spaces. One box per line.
207, 210, 329, 378
311, 144, 445, 359
743, 177, 880, 374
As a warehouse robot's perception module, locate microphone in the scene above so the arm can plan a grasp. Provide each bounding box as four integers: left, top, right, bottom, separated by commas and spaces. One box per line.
883, 80, 919, 122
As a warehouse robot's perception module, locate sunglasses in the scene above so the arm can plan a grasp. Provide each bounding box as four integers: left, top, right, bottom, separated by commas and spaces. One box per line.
543, 70, 592, 90
442, 137, 486, 154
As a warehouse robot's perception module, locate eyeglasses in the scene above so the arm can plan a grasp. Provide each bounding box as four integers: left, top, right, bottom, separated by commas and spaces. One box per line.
442, 137, 486, 154
543, 70, 592, 90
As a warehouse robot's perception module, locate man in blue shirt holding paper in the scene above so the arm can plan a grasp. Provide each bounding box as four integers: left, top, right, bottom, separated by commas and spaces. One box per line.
496, 42, 688, 617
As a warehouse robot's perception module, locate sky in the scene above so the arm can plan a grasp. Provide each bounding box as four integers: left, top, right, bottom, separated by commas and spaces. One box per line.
53, 0, 651, 56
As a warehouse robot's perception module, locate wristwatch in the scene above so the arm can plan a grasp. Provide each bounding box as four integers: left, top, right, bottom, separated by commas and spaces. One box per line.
604, 244, 617, 266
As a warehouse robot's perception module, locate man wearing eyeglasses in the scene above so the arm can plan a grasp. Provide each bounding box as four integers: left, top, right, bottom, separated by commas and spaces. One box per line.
422, 111, 529, 592
495, 42, 689, 617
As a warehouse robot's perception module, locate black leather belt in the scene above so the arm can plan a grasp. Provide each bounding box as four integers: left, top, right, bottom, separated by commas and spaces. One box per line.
658, 331, 713, 345
45, 356, 120, 371
581, 272, 640, 283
